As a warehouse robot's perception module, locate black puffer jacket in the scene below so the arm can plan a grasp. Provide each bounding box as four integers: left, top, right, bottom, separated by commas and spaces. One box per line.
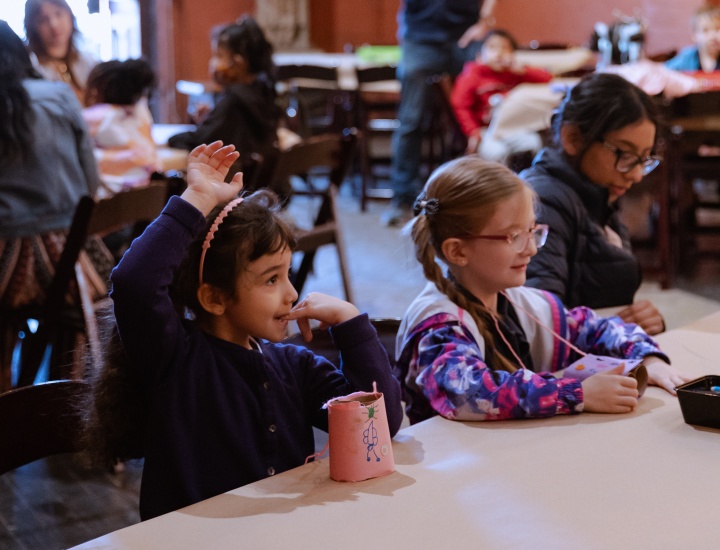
520, 147, 641, 309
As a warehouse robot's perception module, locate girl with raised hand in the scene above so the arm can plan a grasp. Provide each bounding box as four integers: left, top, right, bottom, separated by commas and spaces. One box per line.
97, 141, 402, 520
395, 156, 690, 425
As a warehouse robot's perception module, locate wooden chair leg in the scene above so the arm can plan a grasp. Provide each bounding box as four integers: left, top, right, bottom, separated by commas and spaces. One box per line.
329, 186, 355, 304
0, 321, 18, 393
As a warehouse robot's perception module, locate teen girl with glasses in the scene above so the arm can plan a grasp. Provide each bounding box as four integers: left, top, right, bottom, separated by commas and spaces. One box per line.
522, 73, 665, 335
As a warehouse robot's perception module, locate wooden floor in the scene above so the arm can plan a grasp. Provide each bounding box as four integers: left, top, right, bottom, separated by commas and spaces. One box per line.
0, 455, 142, 549
3, 180, 720, 549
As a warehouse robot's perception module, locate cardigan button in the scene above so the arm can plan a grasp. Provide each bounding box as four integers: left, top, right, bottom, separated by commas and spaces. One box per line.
263, 381, 270, 390
267, 466, 276, 476
268, 424, 277, 433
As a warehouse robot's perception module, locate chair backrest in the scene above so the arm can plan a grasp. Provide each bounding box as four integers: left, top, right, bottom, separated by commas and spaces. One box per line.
276, 64, 339, 84
355, 65, 396, 86
267, 132, 357, 193
0, 380, 90, 475
283, 318, 400, 369
275, 64, 350, 137
430, 73, 468, 160
15, 183, 169, 387
266, 132, 357, 302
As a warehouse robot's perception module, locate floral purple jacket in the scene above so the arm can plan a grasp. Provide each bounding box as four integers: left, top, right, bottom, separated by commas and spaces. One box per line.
395, 284, 668, 424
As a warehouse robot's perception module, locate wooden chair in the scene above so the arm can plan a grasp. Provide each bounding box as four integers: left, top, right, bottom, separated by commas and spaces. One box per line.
354, 65, 400, 211
429, 73, 468, 163
7, 183, 168, 389
283, 318, 400, 368
266, 133, 357, 303
663, 91, 720, 277
275, 64, 352, 138
0, 380, 90, 475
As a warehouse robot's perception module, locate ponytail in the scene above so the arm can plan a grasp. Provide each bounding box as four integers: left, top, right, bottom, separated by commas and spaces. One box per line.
410, 156, 530, 373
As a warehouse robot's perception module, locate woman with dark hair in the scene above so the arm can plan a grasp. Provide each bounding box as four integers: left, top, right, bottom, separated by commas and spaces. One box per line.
521, 72, 665, 335
168, 16, 283, 196
0, 20, 106, 310
24, 0, 97, 101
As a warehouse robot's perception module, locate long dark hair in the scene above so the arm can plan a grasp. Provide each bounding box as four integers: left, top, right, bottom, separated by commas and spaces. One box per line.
81, 190, 296, 466
551, 72, 658, 158
24, 0, 80, 61
216, 15, 275, 77
0, 21, 40, 164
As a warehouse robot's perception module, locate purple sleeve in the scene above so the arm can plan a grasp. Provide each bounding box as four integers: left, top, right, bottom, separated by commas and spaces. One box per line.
565, 307, 670, 364
412, 318, 583, 421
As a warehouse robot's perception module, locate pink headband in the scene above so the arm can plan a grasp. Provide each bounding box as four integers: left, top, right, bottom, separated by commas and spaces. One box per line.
198, 197, 244, 286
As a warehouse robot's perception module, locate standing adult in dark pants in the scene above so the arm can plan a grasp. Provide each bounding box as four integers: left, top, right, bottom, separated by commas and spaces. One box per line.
382, 0, 498, 227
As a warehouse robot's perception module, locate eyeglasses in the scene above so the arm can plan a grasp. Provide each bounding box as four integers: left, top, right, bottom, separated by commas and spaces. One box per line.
602, 141, 662, 175
463, 224, 549, 252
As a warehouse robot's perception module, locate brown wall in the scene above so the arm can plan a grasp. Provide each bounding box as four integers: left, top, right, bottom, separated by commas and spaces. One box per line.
308, 0, 700, 55
161, 0, 703, 121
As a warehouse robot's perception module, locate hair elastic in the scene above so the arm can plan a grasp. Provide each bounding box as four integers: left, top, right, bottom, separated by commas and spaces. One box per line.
413, 194, 440, 217
198, 197, 244, 285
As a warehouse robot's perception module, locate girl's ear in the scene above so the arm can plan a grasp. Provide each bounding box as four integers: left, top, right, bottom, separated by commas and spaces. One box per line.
196, 284, 227, 316
441, 237, 470, 268
560, 123, 584, 156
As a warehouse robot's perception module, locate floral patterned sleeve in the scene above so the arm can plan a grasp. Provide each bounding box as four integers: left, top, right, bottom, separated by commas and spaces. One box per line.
564, 307, 669, 364
411, 316, 584, 421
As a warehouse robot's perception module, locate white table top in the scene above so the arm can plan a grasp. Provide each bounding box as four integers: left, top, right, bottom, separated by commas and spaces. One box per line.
73, 312, 720, 550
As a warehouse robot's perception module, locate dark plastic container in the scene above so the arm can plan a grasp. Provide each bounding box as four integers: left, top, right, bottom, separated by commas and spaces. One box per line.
676, 375, 720, 429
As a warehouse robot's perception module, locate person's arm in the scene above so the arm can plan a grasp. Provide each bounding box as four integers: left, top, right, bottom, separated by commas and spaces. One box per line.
167, 95, 241, 151
412, 318, 583, 421
520, 66, 554, 84
458, 0, 500, 47
112, 143, 243, 379
458, 0, 499, 48
282, 296, 403, 436
564, 306, 692, 394
450, 67, 485, 137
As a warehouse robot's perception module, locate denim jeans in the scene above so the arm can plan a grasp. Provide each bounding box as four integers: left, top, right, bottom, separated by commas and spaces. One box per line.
390, 40, 479, 207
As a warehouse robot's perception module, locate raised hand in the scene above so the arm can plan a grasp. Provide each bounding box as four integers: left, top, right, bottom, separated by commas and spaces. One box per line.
181, 141, 244, 215
282, 292, 360, 342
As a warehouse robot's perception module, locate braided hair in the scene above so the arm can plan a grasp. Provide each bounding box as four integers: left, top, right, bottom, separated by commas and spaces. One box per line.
410, 156, 532, 373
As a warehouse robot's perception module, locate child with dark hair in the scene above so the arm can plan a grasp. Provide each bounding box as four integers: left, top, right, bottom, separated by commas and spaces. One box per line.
86, 141, 402, 520
450, 29, 552, 165
521, 73, 665, 336
82, 58, 161, 197
168, 16, 282, 194
666, 5, 720, 72
395, 156, 689, 425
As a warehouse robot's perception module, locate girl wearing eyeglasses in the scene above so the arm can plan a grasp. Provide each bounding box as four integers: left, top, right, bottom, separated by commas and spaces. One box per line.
521, 73, 665, 335
395, 156, 689, 424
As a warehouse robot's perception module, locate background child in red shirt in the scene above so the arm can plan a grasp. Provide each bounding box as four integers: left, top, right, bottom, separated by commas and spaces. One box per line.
451, 29, 552, 165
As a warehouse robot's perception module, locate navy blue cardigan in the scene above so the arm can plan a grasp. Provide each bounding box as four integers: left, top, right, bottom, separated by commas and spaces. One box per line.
111, 196, 402, 520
